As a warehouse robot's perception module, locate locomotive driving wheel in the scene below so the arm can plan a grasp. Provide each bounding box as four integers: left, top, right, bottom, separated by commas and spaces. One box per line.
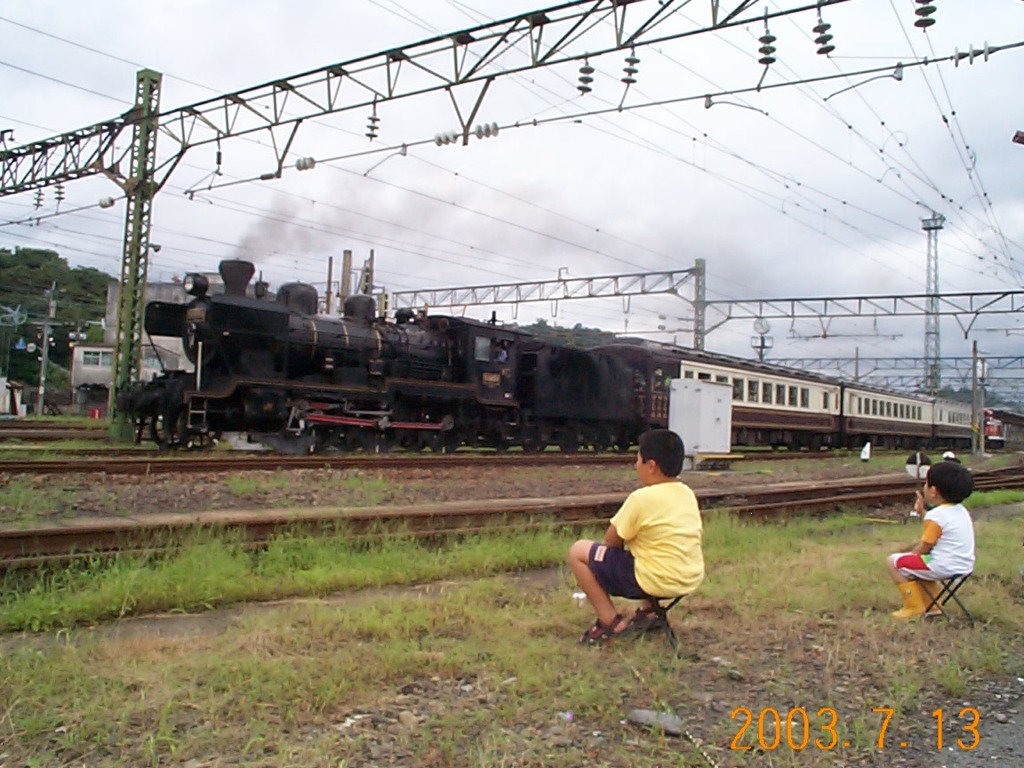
557, 425, 579, 454
591, 427, 611, 453
520, 424, 546, 454
153, 408, 188, 449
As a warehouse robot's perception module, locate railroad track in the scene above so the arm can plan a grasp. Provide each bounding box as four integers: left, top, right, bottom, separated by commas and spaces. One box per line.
0, 452, 635, 475
0, 429, 110, 442
0, 449, 909, 475
4, 467, 1022, 571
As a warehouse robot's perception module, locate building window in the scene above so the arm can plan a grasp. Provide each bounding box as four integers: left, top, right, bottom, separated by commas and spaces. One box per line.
83, 351, 113, 367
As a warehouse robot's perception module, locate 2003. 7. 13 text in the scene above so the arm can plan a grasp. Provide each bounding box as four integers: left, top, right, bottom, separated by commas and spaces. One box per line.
729, 706, 980, 752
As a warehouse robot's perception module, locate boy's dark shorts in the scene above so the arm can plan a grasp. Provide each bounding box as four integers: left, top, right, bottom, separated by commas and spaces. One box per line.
588, 543, 647, 599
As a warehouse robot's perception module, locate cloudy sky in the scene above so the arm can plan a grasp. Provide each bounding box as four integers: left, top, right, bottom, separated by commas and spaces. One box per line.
2, 0, 1023, 394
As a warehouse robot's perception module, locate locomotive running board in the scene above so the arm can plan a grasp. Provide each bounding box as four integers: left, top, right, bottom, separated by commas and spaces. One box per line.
305, 413, 447, 431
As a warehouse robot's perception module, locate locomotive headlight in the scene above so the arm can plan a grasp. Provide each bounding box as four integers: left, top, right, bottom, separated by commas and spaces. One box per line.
183, 273, 209, 298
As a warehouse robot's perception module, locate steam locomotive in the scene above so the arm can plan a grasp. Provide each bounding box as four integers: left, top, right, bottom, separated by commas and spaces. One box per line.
118, 260, 644, 453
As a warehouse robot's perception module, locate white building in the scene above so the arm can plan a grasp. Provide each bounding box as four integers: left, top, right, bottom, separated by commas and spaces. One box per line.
69, 276, 205, 415
0, 377, 25, 416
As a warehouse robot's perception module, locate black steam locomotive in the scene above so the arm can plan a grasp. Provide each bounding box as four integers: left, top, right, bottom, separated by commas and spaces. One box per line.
119, 260, 646, 454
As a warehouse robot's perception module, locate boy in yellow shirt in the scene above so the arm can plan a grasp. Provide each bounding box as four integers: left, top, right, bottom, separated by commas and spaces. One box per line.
568, 429, 704, 644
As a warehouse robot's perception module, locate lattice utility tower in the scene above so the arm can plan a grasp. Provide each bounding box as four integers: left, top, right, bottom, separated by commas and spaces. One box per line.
922, 213, 945, 394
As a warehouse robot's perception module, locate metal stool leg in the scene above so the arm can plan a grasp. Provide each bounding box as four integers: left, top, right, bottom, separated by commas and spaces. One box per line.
649, 595, 685, 654
923, 574, 973, 625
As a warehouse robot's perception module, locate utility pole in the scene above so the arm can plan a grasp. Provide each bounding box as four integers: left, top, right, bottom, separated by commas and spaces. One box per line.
922, 213, 945, 395
971, 340, 986, 457
36, 283, 56, 416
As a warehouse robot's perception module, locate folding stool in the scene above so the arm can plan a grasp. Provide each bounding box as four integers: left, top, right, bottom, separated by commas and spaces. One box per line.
921, 573, 974, 625
645, 594, 688, 655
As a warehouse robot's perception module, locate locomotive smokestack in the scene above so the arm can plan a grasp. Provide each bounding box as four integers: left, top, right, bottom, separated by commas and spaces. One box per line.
219, 260, 256, 296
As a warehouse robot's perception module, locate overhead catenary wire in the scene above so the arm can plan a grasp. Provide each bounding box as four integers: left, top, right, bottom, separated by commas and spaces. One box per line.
0, 0, 1019, 354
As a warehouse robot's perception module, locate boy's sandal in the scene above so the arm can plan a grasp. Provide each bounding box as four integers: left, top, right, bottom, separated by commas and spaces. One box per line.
628, 606, 666, 633
578, 614, 629, 645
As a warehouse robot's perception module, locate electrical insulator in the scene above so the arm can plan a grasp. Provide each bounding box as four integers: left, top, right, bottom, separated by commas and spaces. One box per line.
434, 131, 459, 146
98, 197, 115, 209
34, 189, 44, 210
577, 59, 594, 94
366, 107, 380, 140
473, 122, 499, 140
621, 49, 639, 85
813, 18, 834, 55
758, 32, 777, 65
54, 183, 65, 204
295, 157, 316, 171
914, 1, 937, 28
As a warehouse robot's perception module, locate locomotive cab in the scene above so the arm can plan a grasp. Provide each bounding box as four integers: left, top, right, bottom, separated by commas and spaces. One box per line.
457, 321, 520, 405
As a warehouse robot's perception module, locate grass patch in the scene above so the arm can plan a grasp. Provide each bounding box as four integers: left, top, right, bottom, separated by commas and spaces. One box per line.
2, 509, 1022, 766
968, 488, 1024, 509
0, 478, 73, 525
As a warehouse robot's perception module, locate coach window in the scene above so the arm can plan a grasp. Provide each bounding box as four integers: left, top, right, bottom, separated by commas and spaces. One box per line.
698, 372, 711, 381
799, 388, 809, 408
872, 400, 878, 416
886, 402, 893, 417
732, 378, 744, 401
788, 386, 798, 407
748, 380, 759, 403
822, 392, 831, 410
776, 384, 786, 404
683, 370, 694, 378
653, 368, 666, 392
762, 382, 773, 404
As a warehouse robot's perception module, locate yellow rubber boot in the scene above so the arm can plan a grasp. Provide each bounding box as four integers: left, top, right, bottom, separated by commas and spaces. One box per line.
891, 582, 928, 620
919, 581, 942, 616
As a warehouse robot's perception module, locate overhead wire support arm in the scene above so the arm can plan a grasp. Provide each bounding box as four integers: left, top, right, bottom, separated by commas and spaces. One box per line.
389, 267, 701, 312
700, 290, 1024, 337
1, 0, 834, 198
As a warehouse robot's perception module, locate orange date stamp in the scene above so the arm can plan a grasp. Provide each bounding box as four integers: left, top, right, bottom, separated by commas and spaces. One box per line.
729, 706, 980, 752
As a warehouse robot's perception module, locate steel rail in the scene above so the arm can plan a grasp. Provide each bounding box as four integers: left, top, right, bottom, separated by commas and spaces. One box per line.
0, 452, 632, 475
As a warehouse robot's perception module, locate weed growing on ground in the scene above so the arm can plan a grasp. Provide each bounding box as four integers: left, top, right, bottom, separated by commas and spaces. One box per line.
2, 507, 1022, 766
